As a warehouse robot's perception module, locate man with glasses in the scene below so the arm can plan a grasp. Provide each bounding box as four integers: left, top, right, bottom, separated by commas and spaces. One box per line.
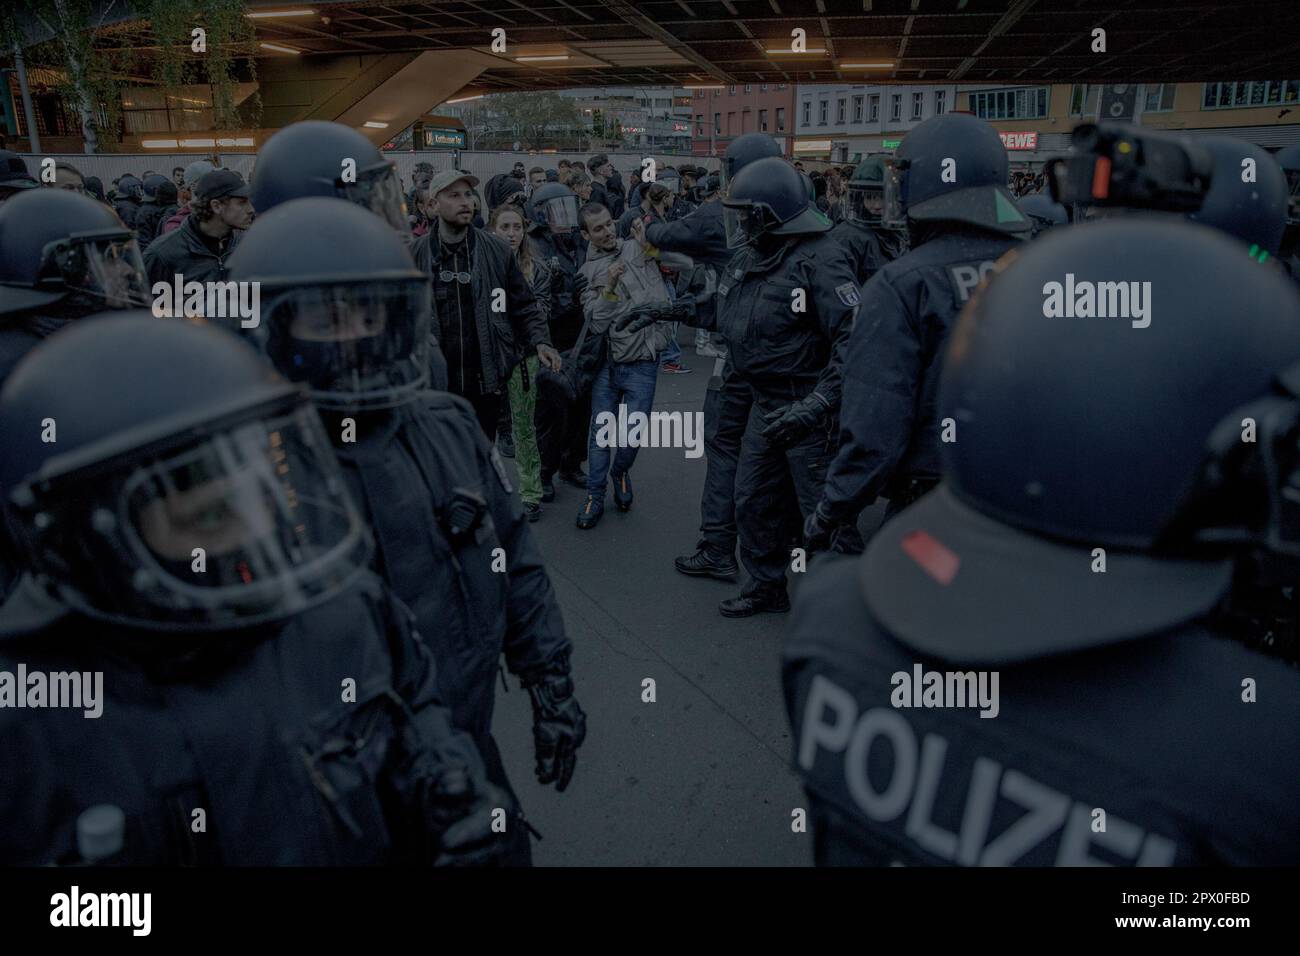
412, 170, 561, 438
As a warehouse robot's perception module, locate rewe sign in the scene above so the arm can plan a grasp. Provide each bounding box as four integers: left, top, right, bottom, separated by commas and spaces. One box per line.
999, 131, 1039, 150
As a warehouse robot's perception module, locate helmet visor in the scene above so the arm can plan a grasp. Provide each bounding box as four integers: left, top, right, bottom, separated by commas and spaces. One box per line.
343, 165, 410, 237
44, 231, 151, 308
845, 181, 885, 226
542, 194, 580, 232
879, 159, 908, 228
722, 201, 777, 248
1285, 167, 1300, 227
259, 279, 431, 411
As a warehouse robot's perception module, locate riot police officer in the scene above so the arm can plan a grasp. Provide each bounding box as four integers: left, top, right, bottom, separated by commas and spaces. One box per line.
1187, 135, 1288, 260
807, 112, 1031, 553
668, 134, 783, 584
784, 219, 1300, 866
0, 314, 509, 865
528, 182, 591, 496
227, 198, 585, 865
830, 155, 910, 283
111, 173, 143, 228
0, 188, 150, 387
249, 120, 448, 391
624, 156, 861, 616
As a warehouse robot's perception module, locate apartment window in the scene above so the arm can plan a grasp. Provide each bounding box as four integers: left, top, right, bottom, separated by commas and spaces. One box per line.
869, 94, 880, 121
912, 91, 924, 120
853, 96, 864, 122
837, 99, 846, 124
761, 83, 768, 92
776, 107, 786, 131
744, 84, 752, 93
970, 86, 1049, 120
759, 108, 769, 131
714, 112, 721, 135
729, 85, 736, 95
934, 90, 946, 115
778, 83, 787, 90
696, 113, 704, 135
727, 111, 736, 135
1202, 80, 1300, 109
890, 93, 902, 122
819, 100, 829, 125
1068, 83, 1101, 117
802, 101, 811, 126
1143, 83, 1177, 112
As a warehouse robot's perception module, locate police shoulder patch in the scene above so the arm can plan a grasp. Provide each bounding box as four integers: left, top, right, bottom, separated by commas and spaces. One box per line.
488, 446, 514, 494
835, 282, 862, 307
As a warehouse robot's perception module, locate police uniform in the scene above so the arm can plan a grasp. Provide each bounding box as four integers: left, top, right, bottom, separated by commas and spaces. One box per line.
828, 220, 905, 286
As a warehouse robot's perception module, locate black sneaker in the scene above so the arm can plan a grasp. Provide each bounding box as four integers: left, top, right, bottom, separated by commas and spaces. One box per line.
558, 467, 588, 488
541, 475, 556, 502
674, 548, 739, 580
576, 495, 603, 530
524, 501, 542, 522
719, 589, 791, 618
612, 472, 634, 512
497, 432, 516, 459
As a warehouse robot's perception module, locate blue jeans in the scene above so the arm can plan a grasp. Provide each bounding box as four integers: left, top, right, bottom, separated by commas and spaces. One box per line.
587, 358, 659, 503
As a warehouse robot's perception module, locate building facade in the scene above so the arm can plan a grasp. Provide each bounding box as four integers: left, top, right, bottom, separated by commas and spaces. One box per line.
689, 82, 797, 157
792, 83, 958, 162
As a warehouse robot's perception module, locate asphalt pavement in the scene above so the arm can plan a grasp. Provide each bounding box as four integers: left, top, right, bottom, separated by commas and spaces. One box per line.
492, 337, 885, 866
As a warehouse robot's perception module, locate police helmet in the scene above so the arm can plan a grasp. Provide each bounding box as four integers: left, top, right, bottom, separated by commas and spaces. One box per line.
115, 174, 144, 202
141, 173, 169, 203
723, 156, 831, 247
1188, 136, 1288, 259
227, 198, 430, 411
251, 121, 409, 236
881, 113, 1029, 233
1018, 192, 1069, 237
844, 155, 891, 226
0, 314, 370, 632
859, 219, 1300, 665
526, 182, 580, 234
0, 188, 149, 316
721, 133, 783, 192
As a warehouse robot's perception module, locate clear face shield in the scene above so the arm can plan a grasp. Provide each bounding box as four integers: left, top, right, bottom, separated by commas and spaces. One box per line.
43, 229, 151, 308
845, 181, 886, 226
257, 279, 432, 411
1284, 167, 1300, 227
722, 201, 777, 249
879, 158, 909, 229
342, 163, 410, 238
542, 194, 580, 234
21, 396, 370, 631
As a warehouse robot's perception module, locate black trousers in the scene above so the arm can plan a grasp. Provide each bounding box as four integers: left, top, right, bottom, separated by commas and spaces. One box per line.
463, 390, 504, 442
537, 387, 591, 478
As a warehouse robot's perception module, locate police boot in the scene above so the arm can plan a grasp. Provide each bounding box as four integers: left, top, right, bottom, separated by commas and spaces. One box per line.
674, 548, 739, 580
719, 584, 790, 618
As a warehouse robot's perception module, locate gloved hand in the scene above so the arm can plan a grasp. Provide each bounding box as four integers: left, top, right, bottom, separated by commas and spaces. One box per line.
428, 769, 514, 867
760, 393, 831, 450
522, 665, 587, 792
572, 271, 589, 303
615, 300, 696, 334
803, 501, 837, 554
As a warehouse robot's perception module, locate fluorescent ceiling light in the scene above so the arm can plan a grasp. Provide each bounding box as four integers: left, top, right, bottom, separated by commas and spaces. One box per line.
246, 8, 314, 17
142, 139, 179, 149
684, 85, 724, 90
178, 138, 217, 148
766, 48, 827, 55
446, 95, 483, 104
259, 42, 301, 54
515, 55, 570, 62
363, 121, 389, 128
840, 62, 895, 69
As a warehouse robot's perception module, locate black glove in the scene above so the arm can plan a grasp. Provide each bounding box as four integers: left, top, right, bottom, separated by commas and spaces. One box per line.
522, 664, 587, 792
615, 300, 696, 334
427, 769, 515, 867
572, 272, 589, 303
803, 501, 837, 554
760, 393, 831, 450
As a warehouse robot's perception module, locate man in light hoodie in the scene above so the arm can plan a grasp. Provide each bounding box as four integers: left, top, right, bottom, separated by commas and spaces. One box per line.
575, 202, 693, 529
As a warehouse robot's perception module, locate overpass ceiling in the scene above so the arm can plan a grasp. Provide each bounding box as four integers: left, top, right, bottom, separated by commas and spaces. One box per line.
93, 1, 1300, 88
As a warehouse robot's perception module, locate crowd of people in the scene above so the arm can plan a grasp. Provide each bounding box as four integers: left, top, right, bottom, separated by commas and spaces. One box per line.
0, 108, 1298, 866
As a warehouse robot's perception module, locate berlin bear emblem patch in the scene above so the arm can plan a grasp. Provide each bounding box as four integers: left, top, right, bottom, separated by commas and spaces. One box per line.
835, 282, 861, 307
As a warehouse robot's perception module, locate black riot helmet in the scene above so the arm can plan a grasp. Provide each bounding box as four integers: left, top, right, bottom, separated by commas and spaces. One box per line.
723, 156, 831, 248
880, 113, 1030, 234
526, 182, 580, 234
227, 198, 431, 412
1187, 135, 1288, 260
0, 314, 370, 632
859, 219, 1300, 666
115, 174, 143, 202
1018, 192, 1068, 237
0, 188, 149, 317
251, 121, 410, 236
844, 154, 891, 225
141, 173, 169, 202
721, 133, 783, 192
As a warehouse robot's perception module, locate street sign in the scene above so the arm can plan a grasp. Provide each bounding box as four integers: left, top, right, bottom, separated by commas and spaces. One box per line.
881, 138, 902, 149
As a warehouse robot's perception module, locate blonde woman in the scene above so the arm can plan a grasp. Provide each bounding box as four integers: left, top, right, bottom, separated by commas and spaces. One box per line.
489, 200, 550, 521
